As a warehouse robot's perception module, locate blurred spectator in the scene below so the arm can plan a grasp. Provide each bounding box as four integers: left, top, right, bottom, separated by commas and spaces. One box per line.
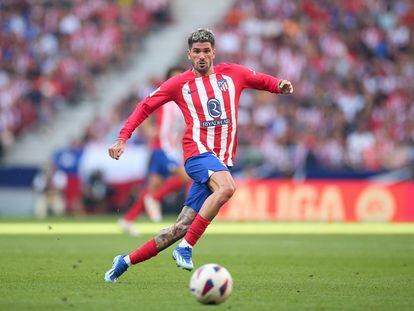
0, 0, 172, 160
82, 169, 114, 213
32, 163, 67, 218
53, 138, 84, 213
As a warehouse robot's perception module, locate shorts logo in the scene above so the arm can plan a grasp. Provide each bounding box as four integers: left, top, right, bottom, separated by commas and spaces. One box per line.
217, 79, 228, 92
207, 98, 222, 118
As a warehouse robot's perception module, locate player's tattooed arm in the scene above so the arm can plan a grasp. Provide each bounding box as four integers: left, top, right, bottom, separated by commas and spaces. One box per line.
154, 206, 197, 251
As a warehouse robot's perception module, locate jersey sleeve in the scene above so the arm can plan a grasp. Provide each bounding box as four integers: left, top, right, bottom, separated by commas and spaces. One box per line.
117, 79, 177, 141
232, 63, 282, 94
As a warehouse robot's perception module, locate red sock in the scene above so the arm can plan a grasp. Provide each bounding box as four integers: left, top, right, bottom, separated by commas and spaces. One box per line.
129, 239, 159, 264
152, 176, 186, 201
123, 189, 148, 221
184, 214, 211, 246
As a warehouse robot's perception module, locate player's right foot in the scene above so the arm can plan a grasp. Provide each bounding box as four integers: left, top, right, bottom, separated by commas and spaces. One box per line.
144, 194, 162, 222
172, 246, 193, 271
118, 219, 140, 237
104, 255, 129, 282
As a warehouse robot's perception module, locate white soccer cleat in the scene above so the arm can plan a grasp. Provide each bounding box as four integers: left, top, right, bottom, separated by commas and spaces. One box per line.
118, 219, 140, 237
172, 246, 194, 271
104, 255, 129, 283
144, 194, 162, 222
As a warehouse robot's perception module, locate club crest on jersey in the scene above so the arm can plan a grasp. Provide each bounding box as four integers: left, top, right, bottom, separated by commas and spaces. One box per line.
217, 78, 228, 92
207, 98, 222, 118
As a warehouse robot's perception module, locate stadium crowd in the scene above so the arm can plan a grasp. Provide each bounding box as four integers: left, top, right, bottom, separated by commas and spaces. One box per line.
0, 0, 172, 159
212, 0, 414, 177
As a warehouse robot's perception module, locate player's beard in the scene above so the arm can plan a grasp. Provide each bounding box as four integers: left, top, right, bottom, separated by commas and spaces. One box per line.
194, 60, 210, 75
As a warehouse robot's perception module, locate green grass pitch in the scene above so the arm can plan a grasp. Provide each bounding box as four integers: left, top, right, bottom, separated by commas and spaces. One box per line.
0, 221, 413, 310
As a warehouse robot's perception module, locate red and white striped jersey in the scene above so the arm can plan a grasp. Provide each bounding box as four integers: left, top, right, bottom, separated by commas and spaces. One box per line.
152, 101, 185, 163
118, 63, 282, 166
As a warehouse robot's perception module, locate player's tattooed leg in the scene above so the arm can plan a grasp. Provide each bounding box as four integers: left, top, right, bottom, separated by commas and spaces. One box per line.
154, 206, 197, 251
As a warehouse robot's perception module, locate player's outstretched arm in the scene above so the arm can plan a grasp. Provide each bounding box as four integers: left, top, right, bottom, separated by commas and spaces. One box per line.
108, 140, 126, 160
278, 79, 294, 94
234, 63, 293, 94
116, 77, 178, 145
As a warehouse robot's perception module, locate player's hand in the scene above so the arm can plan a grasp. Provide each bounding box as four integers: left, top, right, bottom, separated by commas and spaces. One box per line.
108, 140, 126, 160
278, 80, 293, 94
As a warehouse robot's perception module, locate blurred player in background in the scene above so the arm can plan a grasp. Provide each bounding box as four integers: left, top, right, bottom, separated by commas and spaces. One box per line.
105, 28, 293, 282
32, 163, 67, 219
118, 66, 190, 236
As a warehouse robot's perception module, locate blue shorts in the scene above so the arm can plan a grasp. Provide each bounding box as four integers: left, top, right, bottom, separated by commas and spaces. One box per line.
148, 149, 179, 179
183, 152, 230, 213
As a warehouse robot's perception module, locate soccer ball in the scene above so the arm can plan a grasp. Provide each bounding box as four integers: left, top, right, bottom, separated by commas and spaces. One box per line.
189, 263, 233, 305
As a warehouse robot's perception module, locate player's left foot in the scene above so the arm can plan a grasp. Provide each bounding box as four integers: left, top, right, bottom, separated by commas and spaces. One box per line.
172, 246, 193, 271
144, 194, 162, 222
104, 254, 129, 282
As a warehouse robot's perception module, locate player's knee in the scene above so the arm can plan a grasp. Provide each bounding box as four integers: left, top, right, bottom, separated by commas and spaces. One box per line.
219, 184, 236, 202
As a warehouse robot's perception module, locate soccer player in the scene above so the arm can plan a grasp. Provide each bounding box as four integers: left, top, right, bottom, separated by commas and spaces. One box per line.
118, 66, 190, 236
104, 28, 293, 282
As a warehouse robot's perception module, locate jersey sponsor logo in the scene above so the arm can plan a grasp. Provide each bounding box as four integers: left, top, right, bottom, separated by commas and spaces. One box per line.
207, 98, 222, 118
202, 118, 231, 127
217, 78, 229, 91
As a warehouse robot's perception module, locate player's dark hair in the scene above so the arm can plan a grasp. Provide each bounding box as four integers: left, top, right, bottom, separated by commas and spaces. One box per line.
166, 65, 185, 79
188, 28, 215, 48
